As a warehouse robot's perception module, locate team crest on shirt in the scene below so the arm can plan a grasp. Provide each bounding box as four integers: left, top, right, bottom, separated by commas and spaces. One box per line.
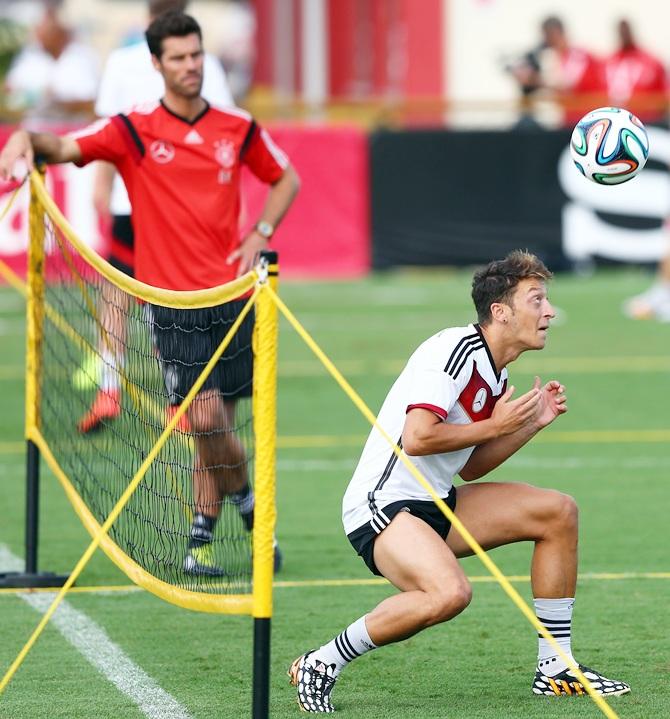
472, 387, 487, 413
214, 139, 236, 168
150, 140, 175, 164
214, 139, 235, 183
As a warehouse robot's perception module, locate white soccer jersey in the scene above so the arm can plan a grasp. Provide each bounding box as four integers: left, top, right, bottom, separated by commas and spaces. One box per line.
95, 40, 234, 215
342, 323, 509, 536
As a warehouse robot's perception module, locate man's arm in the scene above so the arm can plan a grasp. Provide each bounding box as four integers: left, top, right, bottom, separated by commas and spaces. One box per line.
227, 164, 301, 275
0, 129, 82, 181
402, 384, 541, 456
92, 161, 115, 219
459, 378, 567, 481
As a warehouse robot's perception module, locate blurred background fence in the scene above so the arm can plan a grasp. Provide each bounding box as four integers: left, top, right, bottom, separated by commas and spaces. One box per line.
1, 0, 669, 278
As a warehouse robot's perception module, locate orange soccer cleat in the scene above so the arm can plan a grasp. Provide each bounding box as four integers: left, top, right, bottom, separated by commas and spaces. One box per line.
165, 403, 191, 433
77, 388, 121, 434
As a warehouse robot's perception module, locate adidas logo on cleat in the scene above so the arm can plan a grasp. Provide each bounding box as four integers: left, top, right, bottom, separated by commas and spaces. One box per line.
532, 664, 630, 697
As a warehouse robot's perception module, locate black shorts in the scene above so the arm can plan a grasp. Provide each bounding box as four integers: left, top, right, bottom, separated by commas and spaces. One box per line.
108, 214, 134, 277
149, 300, 254, 405
347, 486, 458, 577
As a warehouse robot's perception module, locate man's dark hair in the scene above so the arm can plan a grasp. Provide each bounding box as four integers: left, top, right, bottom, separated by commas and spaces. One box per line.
541, 15, 564, 34
471, 250, 552, 324
148, 0, 188, 19
145, 11, 201, 59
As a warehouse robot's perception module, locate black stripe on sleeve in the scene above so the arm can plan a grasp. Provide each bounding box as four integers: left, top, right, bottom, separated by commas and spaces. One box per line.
117, 114, 145, 159
240, 120, 258, 160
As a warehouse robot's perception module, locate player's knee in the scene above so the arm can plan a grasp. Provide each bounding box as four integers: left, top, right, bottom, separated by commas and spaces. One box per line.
424, 581, 472, 626
546, 489, 579, 534
188, 410, 218, 434
558, 492, 579, 531
188, 402, 224, 434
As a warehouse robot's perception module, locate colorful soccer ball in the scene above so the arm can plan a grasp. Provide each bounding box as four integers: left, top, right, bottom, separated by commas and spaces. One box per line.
569, 107, 649, 185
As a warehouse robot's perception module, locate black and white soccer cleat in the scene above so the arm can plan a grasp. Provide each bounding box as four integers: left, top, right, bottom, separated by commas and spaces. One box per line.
288, 651, 338, 713
532, 663, 630, 696
182, 545, 226, 577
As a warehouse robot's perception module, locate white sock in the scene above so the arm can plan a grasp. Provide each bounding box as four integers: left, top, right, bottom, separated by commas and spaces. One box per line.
101, 348, 122, 392
311, 616, 377, 675
534, 597, 575, 676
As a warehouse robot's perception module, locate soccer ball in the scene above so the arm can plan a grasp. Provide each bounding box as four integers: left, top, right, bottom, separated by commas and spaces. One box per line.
569, 107, 649, 185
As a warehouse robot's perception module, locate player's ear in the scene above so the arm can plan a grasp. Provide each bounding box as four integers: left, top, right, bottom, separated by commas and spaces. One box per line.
490, 302, 509, 325
150, 53, 161, 73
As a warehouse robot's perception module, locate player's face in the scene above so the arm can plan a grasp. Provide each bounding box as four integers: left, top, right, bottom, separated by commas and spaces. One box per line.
156, 33, 204, 99
507, 278, 555, 350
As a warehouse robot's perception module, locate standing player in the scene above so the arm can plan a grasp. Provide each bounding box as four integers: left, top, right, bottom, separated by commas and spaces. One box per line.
288, 251, 629, 712
0, 12, 300, 577
76, 0, 235, 433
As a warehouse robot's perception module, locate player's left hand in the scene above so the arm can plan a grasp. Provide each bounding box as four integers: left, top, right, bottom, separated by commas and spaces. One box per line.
226, 231, 268, 277
532, 376, 567, 429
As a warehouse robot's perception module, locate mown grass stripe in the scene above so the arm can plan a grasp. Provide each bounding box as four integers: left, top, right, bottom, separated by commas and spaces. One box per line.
1, 571, 668, 596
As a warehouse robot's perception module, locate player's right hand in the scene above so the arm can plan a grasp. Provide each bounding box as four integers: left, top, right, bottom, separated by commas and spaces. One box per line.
0, 130, 33, 182
490, 384, 542, 436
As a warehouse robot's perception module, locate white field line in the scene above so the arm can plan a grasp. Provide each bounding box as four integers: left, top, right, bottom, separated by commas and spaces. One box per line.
0, 545, 192, 719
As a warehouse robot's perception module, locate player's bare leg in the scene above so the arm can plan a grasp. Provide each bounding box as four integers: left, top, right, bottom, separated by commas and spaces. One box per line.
446, 481, 629, 696
445, 481, 578, 596
188, 392, 247, 501
77, 283, 130, 433
289, 511, 472, 712
185, 391, 282, 575
368, 512, 472, 643
623, 239, 670, 321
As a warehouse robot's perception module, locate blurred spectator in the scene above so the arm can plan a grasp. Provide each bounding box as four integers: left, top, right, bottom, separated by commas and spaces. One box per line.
504, 41, 545, 129
510, 16, 606, 128
539, 16, 607, 126
215, 0, 255, 102
605, 19, 668, 125
4, 1, 98, 124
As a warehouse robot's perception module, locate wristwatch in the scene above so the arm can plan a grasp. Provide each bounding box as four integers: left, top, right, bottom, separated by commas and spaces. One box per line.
255, 220, 274, 240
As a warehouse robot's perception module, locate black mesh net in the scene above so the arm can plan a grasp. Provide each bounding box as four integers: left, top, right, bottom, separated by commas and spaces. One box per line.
38, 212, 255, 596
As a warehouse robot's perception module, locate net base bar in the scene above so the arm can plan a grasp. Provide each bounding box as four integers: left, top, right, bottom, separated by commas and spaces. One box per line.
0, 572, 69, 589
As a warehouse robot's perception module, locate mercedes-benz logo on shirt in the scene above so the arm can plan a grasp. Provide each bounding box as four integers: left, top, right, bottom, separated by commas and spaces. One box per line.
472, 387, 487, 413
150, 139, 175, 164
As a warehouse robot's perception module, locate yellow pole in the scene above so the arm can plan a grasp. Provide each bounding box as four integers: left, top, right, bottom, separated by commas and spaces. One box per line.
251, 252, 279, 719
252, 255, 279, 619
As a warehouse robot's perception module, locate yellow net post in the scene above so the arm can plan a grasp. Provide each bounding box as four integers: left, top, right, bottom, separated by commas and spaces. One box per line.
1, 170, 69, 589
251, 251, 279, 719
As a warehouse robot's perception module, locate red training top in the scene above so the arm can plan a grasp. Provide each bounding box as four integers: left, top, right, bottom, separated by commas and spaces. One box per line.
606, 46, 668, 124
72, 100, 288, 290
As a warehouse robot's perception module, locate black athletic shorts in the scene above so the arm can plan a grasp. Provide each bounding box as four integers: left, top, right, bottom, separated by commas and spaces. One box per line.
149, 300, 254, 404
108, 214, 134, 277
347, 486, 458, 577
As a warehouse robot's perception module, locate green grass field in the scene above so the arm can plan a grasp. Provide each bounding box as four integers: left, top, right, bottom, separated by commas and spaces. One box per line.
0, 268, 669, 719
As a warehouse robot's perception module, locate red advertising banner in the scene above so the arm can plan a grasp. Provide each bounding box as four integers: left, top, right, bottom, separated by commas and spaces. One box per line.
0, 123, 370, 282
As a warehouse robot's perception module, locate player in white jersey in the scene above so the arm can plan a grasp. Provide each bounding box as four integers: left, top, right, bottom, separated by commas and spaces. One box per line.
343, 324, 509, 536
289, 251, 629, 712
